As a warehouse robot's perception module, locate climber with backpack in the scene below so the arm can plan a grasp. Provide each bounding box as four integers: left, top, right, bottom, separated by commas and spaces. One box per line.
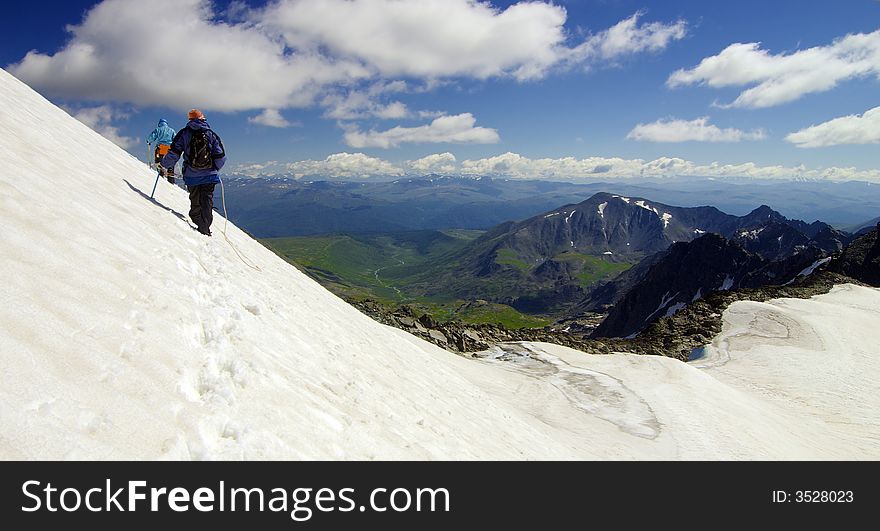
146, 118, 176, 183
160, 109, 226, 236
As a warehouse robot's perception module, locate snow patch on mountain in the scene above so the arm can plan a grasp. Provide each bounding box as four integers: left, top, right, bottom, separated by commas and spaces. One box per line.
784, 257, 833, 286
798, 257, 832, 278
664, 302, 686, 317
739, 227, 765, 239
719, 276, 735, 290
634, 200, 655, 213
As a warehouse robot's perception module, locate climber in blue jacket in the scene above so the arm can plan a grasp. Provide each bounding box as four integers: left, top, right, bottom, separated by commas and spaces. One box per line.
146, 118, 176, 183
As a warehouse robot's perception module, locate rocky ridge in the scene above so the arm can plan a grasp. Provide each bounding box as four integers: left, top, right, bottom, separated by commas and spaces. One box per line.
353, 270, 860, 361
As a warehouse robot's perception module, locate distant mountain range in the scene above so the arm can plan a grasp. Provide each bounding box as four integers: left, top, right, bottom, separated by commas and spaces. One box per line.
222, 175, 880, 237
396, 192, 850, 315
223, 175, 612, 237
469, 194, 846, 261
251, 181, 865, 337
848, 216, 880, 235
545, 197, 852, 338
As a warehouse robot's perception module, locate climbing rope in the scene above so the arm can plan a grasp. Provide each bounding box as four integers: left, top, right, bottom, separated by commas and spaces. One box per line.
218, 176, 262, 272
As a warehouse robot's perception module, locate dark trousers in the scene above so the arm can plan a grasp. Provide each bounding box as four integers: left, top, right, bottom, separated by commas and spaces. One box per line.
187, 183, 216, 235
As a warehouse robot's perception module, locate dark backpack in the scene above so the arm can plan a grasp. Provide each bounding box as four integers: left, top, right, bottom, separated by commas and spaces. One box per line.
187, 129, 214, 170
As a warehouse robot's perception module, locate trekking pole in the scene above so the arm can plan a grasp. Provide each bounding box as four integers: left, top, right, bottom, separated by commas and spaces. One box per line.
150, 169, 161, 199
146, 140, 161, 199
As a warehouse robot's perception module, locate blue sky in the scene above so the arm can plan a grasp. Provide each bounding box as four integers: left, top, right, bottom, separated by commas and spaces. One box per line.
4, 0, 880, 181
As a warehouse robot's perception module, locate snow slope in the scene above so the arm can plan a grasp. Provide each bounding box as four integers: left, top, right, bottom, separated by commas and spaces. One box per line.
1, 68, 878, 459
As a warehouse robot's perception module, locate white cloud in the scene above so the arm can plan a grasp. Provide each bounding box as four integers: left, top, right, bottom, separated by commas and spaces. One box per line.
233, 151, 880, 183
373, 102, 410, 120
668, 30, 880, 108
263, 0, 558, 81
786, 106, 880, 148
459, 153, 880, 182
248, 109, 297, 128
568, 11, 687, 64
7, 0, 688, 150
8, 0, 368, 112
344, 113, 500, 148
417, 110, 448, 120
407, 152, 458, 174
320, 82, 450, 121
69, 104, 137, 149
459, 152, 643, 179
232, 161, 281, 176
627, 117, 766, 142
262, 1, 685, 81
8, 0, 686, 113
321, 90, 410, 120
283, 153, 404, 179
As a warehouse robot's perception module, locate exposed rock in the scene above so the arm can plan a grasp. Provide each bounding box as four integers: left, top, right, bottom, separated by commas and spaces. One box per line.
351, 269, 858, 362
589, 228, 842, 339
428, 329, 448, 344
829, 225, 880, 286
592, 234, 765, 338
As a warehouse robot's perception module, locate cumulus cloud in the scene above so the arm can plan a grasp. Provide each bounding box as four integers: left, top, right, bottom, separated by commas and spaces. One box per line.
8, 0, 686, 112
281, 153, 404, 179
69, 104, 137, 148
258, 0, 682, 81
232, 161, 282, 176
627, 117, 766, 142
8, 0, 368, 112
461, 153, 880, 182
7, 0, 689, 150
258, 0, 562, 81
248, 109, 297, 128
458, 152, 642, 179
407, 152, 458, 174
668, 30, 880, 108
785, 106, 880, 148
343, 113, 500, 148
232, 150, 880, 183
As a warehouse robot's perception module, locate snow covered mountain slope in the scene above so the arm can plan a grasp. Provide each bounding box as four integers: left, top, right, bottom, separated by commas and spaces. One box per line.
689, 284, 880, 456
474, 283, 880, 459
1, 68, 878, 459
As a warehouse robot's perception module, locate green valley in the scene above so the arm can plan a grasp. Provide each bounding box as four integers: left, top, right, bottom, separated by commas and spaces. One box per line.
261, 227, 632, 329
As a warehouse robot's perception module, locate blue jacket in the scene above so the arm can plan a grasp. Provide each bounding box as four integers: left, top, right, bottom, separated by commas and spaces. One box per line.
146, 119, 175, 146
162, 119, 226, 186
